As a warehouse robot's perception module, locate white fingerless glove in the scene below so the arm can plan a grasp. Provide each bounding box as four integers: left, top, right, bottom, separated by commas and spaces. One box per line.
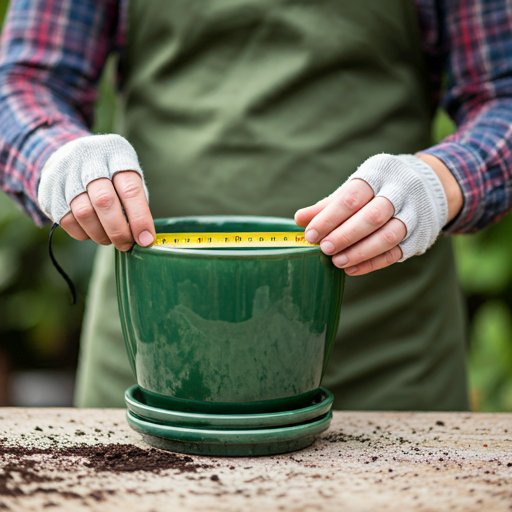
348, 154, 448, 261
37, 134, 147, 223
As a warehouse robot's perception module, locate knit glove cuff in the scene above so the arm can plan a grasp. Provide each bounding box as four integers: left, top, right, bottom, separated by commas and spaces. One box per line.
37, 134, 147, 223
348, 154, 448, 261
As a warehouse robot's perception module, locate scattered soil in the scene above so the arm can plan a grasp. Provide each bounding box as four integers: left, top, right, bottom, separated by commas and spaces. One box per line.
0, 444, 211, 498
324, 431, 372, 444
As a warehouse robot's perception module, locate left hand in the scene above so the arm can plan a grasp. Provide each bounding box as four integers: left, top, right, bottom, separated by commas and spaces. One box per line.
295, 179, 406, 276
295, 153, 463, 276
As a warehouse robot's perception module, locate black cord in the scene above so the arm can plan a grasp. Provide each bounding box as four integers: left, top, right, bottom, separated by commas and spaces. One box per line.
48, 223, 76, 305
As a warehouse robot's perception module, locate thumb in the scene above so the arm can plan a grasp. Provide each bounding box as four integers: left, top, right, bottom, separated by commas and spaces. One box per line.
295, 196, 334, 228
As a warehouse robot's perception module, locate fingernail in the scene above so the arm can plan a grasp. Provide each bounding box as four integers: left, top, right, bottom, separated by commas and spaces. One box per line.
335, 254, 349, 267
305, 229, 319, 243
345, 266, 358, 275
320, 241, 335, 255
139, 230, 154, 246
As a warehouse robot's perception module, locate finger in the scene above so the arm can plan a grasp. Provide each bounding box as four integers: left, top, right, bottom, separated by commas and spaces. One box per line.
319, 196, 395, 255
112, 171, 155, 246
87, 178, 134, 251
295, 196, 333, 228
304, 179, 374, 243
70, 192, 111, 245
343, 246, 403, 276
332, 218, 407, 268
60, 211, 90, 241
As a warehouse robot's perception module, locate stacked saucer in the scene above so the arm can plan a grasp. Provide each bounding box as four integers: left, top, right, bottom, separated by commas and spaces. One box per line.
125, 385, 333, 456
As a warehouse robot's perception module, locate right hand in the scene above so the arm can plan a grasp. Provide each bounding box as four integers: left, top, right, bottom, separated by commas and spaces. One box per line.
60, 170, 155, 251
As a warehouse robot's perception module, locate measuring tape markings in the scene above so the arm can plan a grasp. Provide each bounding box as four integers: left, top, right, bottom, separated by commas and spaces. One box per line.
152, 232, 318, 249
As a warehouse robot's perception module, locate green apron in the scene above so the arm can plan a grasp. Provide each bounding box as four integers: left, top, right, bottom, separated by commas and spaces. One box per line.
74, 0, 469, 410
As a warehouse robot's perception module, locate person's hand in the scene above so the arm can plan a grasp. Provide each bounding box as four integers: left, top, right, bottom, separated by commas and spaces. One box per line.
295, 179, 405, 276
60, 171, 155, 251
295, 153, 462, 276
38, 134, 155, 251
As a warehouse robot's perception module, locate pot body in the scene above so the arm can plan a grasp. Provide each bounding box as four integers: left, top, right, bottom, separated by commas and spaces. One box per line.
116, 216, 344, 413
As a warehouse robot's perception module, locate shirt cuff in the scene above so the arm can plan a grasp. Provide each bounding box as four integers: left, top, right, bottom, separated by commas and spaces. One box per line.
23, 120, 90, 226
421, 141, 486, 235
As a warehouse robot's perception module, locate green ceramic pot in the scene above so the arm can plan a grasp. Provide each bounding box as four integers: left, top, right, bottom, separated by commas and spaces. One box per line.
116, 216, 344, 414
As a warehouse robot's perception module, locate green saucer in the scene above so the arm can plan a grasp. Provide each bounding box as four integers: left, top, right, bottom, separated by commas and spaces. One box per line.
125, 385, 333, 430
126, 409, 332, 456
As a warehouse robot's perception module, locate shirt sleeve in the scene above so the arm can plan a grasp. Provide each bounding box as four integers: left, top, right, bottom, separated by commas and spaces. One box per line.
421, 0, 512, 234
0, 0, 122, 225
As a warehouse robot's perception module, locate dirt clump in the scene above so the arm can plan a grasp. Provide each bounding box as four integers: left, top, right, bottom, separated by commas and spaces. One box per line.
0, 443, 211, 498
81, 444, 209, 473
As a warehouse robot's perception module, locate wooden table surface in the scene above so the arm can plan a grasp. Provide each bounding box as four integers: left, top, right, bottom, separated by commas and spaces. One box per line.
0, 408, 511, 511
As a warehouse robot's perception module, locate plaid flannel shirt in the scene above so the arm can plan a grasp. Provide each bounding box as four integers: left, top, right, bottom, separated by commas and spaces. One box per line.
1, 0, 511, 233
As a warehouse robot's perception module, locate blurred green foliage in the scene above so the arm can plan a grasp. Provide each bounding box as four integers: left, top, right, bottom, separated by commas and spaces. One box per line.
0, 0, 116, 371
0, 1, 511, 409
434, 111, 512, 411
0, 194, 96, 368
0, 0, 6, 23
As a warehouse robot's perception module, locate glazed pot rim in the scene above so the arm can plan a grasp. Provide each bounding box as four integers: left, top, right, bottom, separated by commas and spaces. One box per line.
132, 215, 322, 258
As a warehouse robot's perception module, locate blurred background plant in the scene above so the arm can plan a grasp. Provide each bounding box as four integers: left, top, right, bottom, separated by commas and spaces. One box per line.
0, 0, 116, 405
434, 112, 512, 412
0, 1, 511, 409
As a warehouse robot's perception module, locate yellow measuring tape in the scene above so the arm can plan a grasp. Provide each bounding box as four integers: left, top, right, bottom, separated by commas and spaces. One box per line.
152, 232, 318, 249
